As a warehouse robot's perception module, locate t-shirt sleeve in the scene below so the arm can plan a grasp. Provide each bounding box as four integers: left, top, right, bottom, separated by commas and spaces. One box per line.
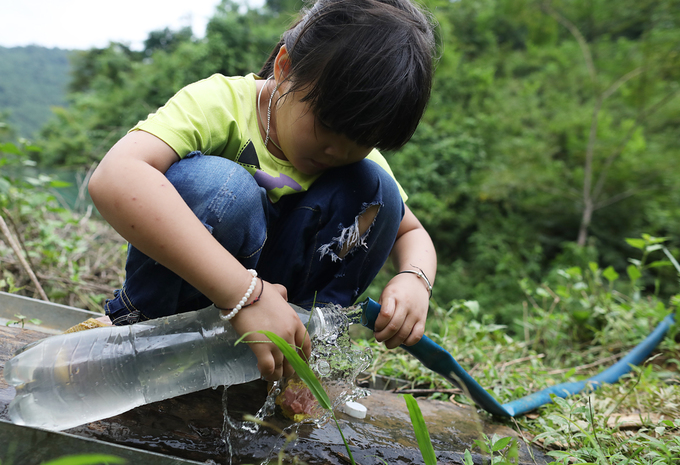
129, 75, 241, 159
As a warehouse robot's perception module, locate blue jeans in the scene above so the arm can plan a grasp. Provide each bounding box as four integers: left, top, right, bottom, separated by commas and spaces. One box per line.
105, 152, 404, 325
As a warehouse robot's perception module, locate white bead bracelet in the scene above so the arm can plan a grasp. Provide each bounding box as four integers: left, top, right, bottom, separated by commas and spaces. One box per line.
219, 269, 258, 321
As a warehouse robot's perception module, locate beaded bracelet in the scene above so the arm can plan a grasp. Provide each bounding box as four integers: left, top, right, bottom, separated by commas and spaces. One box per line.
219, 269, 258, 321
396, 266, 433, 298
247, 277, 264, 307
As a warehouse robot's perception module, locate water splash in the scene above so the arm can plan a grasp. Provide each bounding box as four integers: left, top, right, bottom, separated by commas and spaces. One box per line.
221, 302, 373, 463
305, 303, 372, 419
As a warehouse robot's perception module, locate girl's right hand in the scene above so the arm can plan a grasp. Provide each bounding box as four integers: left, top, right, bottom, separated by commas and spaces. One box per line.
227, 280, 312, 381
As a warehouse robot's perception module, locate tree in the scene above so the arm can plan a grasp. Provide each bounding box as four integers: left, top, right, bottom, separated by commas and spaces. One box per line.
541, 1, 680, 246
387, 0, 680, 312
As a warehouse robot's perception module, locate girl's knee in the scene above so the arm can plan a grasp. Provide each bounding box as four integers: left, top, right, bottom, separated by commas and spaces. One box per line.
165, 153, 264, 218
164, 153, 268, 259
318, 161, 404, 261
359, 160, 405, 221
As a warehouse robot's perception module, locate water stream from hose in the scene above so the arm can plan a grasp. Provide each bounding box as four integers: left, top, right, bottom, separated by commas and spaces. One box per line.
221, 302, 372, 464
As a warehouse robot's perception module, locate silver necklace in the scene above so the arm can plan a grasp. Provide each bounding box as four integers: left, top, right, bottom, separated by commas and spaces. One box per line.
257, 76, 283, 152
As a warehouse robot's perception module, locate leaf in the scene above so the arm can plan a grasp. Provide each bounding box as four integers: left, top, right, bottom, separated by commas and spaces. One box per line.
625, 238, 646, 250
627, 265, 642, 282
473, 438, 491, 454
0, 177, 11, 194
463, 449, 474, 465
402, 394, 437, 465
663, 247, 680, 274
491, 436, 513, 452
40, 454, 127, 465
0, 142, 22, 155
642, 234, 669, 245
463, 300, 480, 316
49, 180, 73, 188
255, 330, 332, 410
647, 260, 671, 269
602, 266, 619, 283
535, 287, 551, 298
565, 267, 582, 279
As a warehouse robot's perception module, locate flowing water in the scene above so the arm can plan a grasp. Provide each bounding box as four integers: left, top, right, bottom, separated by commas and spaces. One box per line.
221, 302, 373, 464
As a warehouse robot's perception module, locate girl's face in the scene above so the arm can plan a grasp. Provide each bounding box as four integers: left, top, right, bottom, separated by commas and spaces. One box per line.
271, 89, 372, 175
266, 45, 373, 175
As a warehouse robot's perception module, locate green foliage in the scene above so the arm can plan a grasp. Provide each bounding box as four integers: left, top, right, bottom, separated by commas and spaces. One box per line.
0, 122, 125, 310
36, 0, 286, 167
4, 0, 680, 324
361, 236, 680, 464
4, 314, 42, 328
387, 0, 680, 316
471, 433, 519, 465
536, 394, 680, 464
518, 235, 675, 351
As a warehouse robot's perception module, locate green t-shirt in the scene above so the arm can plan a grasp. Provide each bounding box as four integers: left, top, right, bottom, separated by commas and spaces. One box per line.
132, 73, 406, 203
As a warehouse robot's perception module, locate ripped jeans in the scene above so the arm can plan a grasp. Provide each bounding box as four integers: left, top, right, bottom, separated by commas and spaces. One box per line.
105, 152, 404, 325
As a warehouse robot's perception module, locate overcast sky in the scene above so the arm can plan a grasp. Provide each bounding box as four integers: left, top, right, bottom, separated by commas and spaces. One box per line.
0, 0, 260, 50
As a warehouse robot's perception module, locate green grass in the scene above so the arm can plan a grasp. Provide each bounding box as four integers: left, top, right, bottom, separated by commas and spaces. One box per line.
358, 237, 680, 464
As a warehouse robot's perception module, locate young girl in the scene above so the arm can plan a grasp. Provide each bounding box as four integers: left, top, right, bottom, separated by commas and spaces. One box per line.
88, 0, 438, 382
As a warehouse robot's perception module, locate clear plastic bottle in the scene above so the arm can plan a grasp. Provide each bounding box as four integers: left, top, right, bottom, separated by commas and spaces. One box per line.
4, 303, 338, 431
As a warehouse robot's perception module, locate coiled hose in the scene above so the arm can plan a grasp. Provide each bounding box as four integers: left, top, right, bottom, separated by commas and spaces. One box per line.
360, 298, 675, 417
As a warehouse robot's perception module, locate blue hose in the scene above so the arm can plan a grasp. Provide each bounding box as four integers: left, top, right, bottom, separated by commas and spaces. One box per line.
359, 298, 675, 417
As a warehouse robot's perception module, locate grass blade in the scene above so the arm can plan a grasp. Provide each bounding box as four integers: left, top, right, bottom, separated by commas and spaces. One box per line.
257, 329, 356, 464
403, 394, 437, 465
41, 455, 127, 465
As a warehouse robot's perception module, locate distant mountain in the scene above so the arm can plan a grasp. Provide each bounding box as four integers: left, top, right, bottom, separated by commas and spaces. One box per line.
0, 46, 72, 137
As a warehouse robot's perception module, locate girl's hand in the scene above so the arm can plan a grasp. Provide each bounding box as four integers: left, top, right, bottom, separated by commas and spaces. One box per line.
374, 273, 430, 349
228, 280, 312, 381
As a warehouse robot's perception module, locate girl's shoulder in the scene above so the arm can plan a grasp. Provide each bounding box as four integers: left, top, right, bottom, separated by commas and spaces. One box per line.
131, 74, 261, 158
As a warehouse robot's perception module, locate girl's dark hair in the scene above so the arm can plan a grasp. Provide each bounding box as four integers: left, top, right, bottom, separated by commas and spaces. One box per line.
259, 0, 437, 151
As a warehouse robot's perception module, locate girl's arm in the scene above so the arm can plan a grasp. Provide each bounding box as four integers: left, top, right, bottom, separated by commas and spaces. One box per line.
88, 130, 311, 380
374, 204, 436, 349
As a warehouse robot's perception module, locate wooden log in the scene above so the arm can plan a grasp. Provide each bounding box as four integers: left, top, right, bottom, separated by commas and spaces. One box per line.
0, 325, 549, 464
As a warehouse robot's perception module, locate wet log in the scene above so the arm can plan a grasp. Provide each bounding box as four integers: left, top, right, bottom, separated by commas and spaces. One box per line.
0, 324, 549, 464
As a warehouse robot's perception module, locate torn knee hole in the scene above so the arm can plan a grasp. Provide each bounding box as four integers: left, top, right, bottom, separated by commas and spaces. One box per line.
338, 204, 380, 259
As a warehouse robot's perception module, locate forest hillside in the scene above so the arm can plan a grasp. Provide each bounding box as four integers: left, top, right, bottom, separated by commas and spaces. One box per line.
2, 0, 679, 324
0, 46, 71, 137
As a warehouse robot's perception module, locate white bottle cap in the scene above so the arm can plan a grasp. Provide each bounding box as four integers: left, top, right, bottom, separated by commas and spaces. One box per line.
340, 401, 367, 419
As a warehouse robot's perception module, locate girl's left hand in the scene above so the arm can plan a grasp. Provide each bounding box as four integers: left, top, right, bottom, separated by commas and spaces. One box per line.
373, 273, 430, 349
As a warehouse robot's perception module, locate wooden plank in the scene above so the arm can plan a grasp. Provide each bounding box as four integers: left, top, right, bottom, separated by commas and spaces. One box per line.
0, 291, 101, 333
